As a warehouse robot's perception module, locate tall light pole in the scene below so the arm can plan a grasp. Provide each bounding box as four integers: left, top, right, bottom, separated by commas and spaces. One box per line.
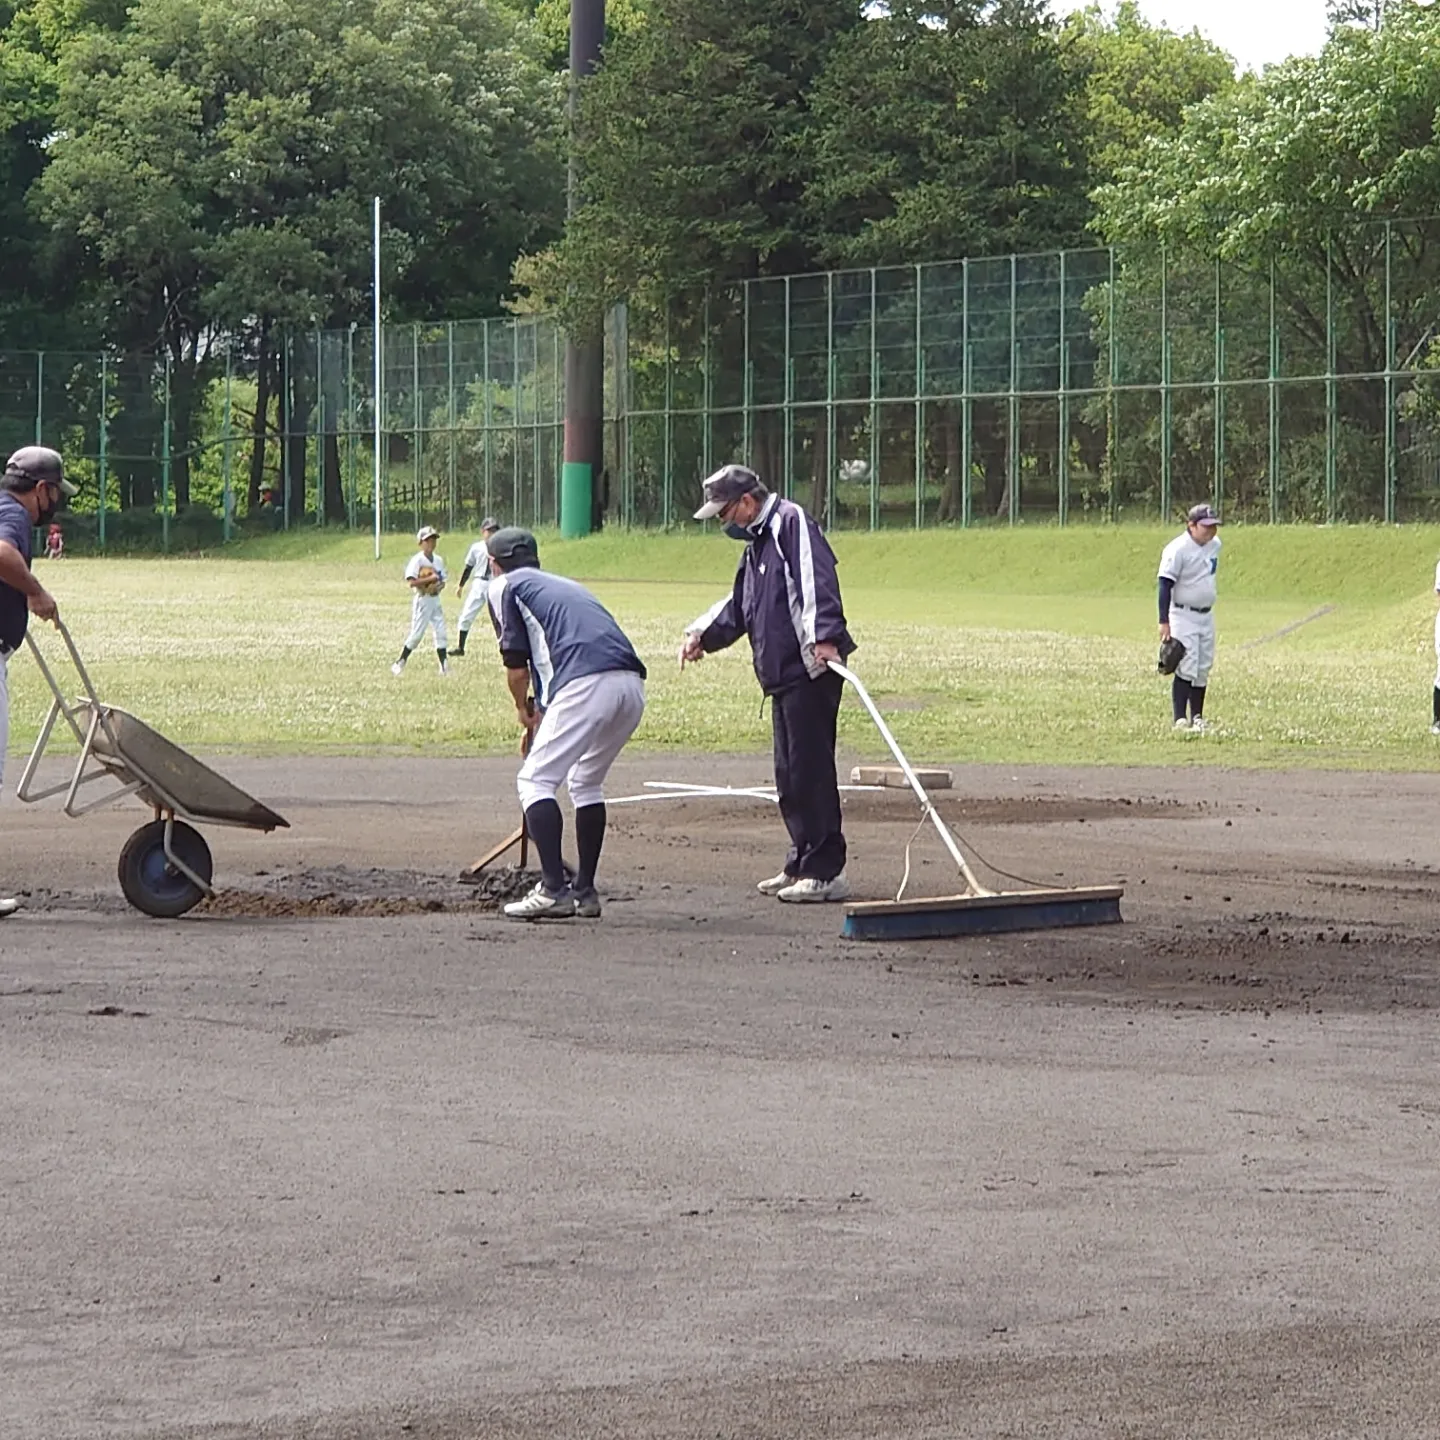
560, 0, 605, 538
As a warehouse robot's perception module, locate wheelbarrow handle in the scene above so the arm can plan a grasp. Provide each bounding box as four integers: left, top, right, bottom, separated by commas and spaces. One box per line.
26, 616, 105, 710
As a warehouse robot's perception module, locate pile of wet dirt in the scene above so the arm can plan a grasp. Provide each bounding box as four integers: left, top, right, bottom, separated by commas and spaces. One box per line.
196, 864, 539, 918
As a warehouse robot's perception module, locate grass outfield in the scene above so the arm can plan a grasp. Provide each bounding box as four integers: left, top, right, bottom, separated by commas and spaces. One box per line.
8, 524, 1440, 770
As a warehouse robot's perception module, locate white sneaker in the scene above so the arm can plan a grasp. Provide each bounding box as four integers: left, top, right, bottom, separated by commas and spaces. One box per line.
777, 873, 852, 904
391, 661, 406, 677
757, 871, 795, 896
438, 662, 450, 677
1190, 717, 1210, 734
0, 898, 18, 918
503, 883, 576, 920
1172, 717, 1190, 732
1430, 723, 1440, 735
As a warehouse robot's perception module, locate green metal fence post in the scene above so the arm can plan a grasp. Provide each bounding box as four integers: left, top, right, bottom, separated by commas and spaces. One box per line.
1268, 257, 1280, 523
743, 279, 753, 462
413, 322, 423, 533
512, 320, 521, 521
347, 324, 357, 529
1107, 247, 1118, 522
222, 347, 234, 543
98, 354, 108, 551
162, 351, 172, 554
1385, 220, 1396, 523
1007, 253, 1019, 526
914, 263, 923, 529
1058, 250, 1069, 528
1325, 233, 1338, 524
281, 334, 291, 531
314, 326, 324, 526
1160, 244, 1172, 520
35, 351, 43, 443
1213, 256, 1225, 515
448, 321, 457, 531
483, 320, 493, 520
868, 267, 879, 531
783, 275, 794, 499
701, 292, 713, 486
961, 257, 972, 528
663, 298, 673, 527
825, 272, 836, 530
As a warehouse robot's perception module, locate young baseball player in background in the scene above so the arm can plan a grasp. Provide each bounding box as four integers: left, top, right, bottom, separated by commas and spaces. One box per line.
451, 516, 500, 657
391, 525, 450, 677
1158, 502, 1222, 733
485, 526, 647, 921
1431, 559, 1440, 734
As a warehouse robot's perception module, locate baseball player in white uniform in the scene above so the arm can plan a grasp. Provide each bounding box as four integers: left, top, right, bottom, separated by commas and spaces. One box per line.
451, 516, 500, 657
391, 525, 450, 677
1431, 560, 1440, 734
1158, 502, 1222, 732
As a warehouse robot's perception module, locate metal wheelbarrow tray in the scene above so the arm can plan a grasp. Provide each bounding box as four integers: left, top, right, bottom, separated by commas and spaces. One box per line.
16, 621, 289, 917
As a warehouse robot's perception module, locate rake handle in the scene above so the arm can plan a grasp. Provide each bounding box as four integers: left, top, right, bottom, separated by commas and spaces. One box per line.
826, 660, 989, 896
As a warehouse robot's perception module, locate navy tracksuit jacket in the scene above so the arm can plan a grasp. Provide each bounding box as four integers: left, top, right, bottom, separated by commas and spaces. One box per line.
690, 495, 856, 880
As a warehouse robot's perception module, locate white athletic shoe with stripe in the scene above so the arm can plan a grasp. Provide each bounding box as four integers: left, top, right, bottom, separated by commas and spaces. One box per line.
757, 871, 795, 896
777, 873, 851, 904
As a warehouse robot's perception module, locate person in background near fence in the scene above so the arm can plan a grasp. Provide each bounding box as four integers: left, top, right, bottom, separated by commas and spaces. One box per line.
485, 526, 647, 922
1159, 502, 1223, 734
391, 525, 450, 678
451, 516, 500, 657
679, 464, 857, 903
43, 524, 63, 560
0, 447, 76, 919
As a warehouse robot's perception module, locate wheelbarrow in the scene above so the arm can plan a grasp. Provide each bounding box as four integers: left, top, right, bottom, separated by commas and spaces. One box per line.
15, 620, 289, 917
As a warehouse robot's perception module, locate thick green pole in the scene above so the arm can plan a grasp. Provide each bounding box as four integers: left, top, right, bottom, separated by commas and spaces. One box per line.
1058, 251, 1069, 527
560, 0, 605, 537
1160, 245, 1171, 520
1268, 258, 1280, 523
1384, 220, 1396, 524
35, 351, 43, 443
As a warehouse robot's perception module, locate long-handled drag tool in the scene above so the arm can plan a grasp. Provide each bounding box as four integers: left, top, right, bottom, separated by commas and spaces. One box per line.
827, 662, 1123, 940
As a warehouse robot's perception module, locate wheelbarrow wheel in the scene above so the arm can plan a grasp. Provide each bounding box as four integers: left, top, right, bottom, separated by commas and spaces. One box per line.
117, 820, 213, 918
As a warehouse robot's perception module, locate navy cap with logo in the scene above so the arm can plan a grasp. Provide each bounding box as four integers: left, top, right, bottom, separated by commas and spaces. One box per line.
1186, 502, 1221, 526
486, 526, 539, 565
693, 464, 765, 521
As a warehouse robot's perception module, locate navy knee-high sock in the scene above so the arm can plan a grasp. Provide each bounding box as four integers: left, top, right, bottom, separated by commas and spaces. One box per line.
523, 799, 566, 893
1171, 675, 1192, 722
574, 804, 606, 893
1189, 684, 1206, 720
1432, 686, 1439, 725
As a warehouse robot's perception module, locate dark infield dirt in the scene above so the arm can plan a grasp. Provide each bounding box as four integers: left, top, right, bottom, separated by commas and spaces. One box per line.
5, 750, 1440, 1438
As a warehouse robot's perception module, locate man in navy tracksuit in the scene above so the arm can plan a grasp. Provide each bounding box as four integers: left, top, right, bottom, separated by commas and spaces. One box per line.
681, 465, 856, 903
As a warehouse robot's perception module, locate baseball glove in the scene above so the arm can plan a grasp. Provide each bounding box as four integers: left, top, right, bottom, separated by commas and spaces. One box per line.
415, 565, 442, 596
1157, 635, 1187, 675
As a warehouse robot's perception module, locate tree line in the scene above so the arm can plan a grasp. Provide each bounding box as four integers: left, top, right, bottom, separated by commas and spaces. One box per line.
0, 0, 1435, 524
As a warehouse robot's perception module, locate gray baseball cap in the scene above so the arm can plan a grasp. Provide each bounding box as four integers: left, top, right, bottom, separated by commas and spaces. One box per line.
480, 515, 500, 532
694, 464, 765, 521
486, 526, 539, 564
1186, 502, 1221, 526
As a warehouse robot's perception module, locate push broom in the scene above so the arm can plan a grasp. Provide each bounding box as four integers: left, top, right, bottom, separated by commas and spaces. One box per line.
828, 663, 1124, 940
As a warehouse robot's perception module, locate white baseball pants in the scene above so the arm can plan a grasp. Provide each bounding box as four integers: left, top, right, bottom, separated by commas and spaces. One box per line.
1170, 606, 1216, 687
405, 594, 448, 651
457, 578, 490, 635
518, 669, 646, 811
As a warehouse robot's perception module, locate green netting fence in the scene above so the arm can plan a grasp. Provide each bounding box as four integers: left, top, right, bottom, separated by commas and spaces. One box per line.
5, 218, 1440, 548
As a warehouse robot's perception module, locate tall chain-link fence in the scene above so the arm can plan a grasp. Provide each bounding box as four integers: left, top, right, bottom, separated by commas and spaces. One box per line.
5, 219, 1439, 548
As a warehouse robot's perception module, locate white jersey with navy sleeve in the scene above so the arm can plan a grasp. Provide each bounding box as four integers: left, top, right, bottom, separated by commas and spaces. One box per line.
1158, 532, 1220, 609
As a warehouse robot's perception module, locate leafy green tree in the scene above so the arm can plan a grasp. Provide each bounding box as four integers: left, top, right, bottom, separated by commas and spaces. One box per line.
805, 0, 1093, 269
1093, 4, 1440, 518
1061, 1, 1235, 186
33, 0, 563, 512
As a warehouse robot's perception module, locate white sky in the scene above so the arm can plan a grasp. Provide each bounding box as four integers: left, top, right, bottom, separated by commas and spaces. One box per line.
1051, 0, 1332, 72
